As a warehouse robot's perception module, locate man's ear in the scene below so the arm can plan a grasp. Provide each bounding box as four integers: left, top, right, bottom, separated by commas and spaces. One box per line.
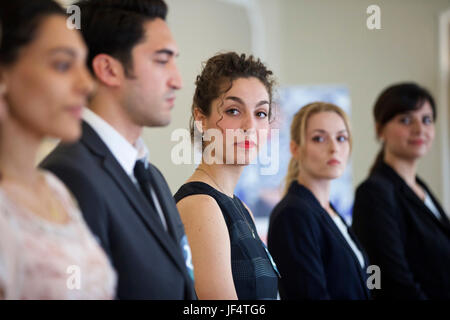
91, 54, 125, 87
193, 107, 207, 133
290, 140, 300, 161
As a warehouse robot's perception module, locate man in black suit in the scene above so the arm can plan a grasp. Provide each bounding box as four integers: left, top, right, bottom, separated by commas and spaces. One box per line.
40, 0, 196, 299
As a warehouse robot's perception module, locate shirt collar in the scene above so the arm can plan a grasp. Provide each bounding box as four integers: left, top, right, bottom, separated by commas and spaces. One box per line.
83, 108, 149, 176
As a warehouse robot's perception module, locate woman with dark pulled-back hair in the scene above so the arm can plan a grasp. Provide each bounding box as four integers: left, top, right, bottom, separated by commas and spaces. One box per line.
352, 82, 450, 300
174, 52, 279, 300
0, 0, 116, 299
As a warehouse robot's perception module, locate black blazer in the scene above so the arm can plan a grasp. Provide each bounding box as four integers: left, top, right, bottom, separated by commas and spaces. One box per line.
352, 162, 450, 300
40, 122, 196, 300
268, 181, 370, 300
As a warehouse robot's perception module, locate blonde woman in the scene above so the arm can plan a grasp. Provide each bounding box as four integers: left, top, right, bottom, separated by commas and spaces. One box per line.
267, 102, 370, 300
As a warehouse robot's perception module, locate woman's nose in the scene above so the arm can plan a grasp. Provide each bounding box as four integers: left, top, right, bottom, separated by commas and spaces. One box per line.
242, 114, 256, 132
411, 118, 424, 134
329, 139, 338, 153
76, 66, 95, 98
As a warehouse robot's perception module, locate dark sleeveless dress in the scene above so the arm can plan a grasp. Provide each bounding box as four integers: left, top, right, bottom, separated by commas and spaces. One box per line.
174, 181, 279, 300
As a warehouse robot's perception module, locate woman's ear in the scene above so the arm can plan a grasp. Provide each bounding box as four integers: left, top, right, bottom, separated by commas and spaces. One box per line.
375, 123, 384, 143
193, 107, 207, 133
290, 140, 300, 160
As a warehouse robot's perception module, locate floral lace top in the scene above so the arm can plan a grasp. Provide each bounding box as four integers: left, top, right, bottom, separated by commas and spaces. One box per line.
0, 171, 116, 299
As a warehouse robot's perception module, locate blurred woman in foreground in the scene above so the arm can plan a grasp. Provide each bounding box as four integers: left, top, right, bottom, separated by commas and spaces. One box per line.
0, 0, 116, 299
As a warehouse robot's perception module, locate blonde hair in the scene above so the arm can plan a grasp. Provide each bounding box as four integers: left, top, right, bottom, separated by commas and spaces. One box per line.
283, 102, 352, 194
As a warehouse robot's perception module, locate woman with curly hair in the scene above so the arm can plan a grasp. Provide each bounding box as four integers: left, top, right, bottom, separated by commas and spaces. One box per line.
174, 52, 279, 300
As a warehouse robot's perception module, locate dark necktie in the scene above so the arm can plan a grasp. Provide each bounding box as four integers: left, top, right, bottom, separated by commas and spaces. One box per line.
134, 160, 166, 229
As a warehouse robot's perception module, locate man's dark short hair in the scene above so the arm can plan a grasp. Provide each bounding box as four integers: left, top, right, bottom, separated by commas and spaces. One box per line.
74, 0, 167, 77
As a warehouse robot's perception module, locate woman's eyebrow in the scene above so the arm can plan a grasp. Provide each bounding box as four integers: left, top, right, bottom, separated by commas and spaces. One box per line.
48, 47, 76, 58
310, 129, 348, 133
225, 96, 269, 107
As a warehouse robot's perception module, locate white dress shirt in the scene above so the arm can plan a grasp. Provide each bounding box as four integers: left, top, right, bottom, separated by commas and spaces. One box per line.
424, 191, 442, 221
83, 108, 168, 231
331, 215, 365, 268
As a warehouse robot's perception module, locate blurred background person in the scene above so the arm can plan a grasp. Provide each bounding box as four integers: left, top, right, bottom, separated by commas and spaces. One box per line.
0, 0, 116, 299
352, 83, 450, 300
175, 52, 279, 300
268, 102, 370, 300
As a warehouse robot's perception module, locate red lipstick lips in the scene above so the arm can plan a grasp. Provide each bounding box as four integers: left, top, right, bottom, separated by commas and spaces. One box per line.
236, 141, 256, 149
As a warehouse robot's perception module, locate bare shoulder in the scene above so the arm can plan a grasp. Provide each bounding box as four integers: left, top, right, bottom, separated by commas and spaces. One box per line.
177, 194, 221, 217
177, 192, 218, 207
176, 194, 227, 232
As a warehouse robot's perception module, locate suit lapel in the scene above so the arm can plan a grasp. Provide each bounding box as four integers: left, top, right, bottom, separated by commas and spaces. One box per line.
400, 184, 450, 235
422, 183, 450, 231
295, 184, 368, 273
292, 182, 369, 298
379, 162, 450, 234
319, 208, 366, 268
346, 224, 370, 266
327, 213, 370, 298
145, 165, 196, 293
81, 122, 188, 276
316, 205, 368, 290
